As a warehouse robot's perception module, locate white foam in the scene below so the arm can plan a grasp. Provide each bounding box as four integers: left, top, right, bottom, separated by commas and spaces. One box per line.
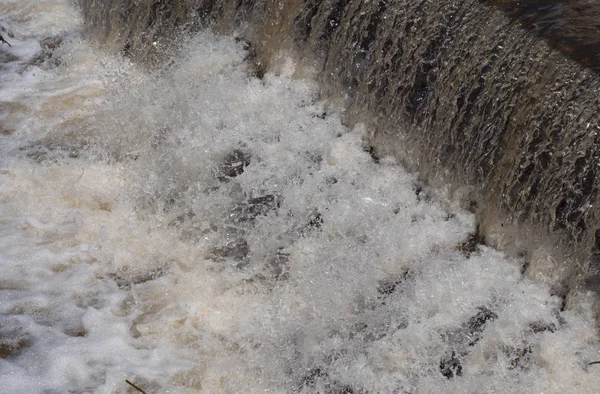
1, 1, 600, 393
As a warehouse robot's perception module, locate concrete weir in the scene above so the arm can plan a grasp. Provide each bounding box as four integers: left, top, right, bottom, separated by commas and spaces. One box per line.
77, 0, 600, 320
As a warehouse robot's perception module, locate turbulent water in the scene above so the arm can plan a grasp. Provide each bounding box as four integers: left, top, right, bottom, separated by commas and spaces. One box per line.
2, 1, 600, 393
76, 0, 600, 301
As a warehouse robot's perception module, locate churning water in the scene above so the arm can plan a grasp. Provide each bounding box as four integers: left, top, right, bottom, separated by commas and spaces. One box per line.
2, 1, 600, 393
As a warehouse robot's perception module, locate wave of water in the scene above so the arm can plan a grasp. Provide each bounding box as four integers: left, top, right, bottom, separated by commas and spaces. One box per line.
1, 1, 600, 393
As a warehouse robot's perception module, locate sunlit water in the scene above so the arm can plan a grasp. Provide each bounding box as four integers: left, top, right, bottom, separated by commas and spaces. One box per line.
2, 1, 600, 393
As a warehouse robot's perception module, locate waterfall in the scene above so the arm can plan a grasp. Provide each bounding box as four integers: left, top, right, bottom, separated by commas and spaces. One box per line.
77, 0, 600, 305
4, 0, 600, 391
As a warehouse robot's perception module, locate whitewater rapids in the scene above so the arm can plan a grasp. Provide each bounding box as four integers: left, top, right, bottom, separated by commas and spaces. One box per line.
1, 1, 600, 393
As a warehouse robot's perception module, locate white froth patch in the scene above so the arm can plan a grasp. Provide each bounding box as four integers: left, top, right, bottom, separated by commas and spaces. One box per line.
1, 2, 600, 393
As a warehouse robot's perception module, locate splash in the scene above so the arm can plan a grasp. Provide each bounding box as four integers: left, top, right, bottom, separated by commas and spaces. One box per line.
1, 1, 600, 393
77, 0, 600, 302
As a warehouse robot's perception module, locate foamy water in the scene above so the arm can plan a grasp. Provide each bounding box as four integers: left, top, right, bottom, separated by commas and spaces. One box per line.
1, 1, 600, 393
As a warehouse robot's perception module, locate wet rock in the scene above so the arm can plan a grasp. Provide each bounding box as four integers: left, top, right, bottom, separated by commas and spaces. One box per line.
440, 351, 462, 379
377, 270, 413, 296
28, 35, 63, 68
0, 321, 33, 359
413, 182, 431, 203
464, 306, 498, 346
208, 228, 249, 262
234, 36, 251, 51
210, 239, 249, 262
466, 199, 478, 214
554, 289, 568, 312
63, 324, 87, 338
245, 249, 291, 285
336, 387, 357, 394
325, 176, 338, 185
361, 320, 392, 342
236, 37, 265, 79
363, 144, 380, 164
265, 248, 290, 281
168, 210, 196, 228
217, 149, 251, 182
440, 306, 497, 378
251, 63, 266, 80
457, 227, 485, 258
40, 36, 63, 50
0, 126, 14, 135
298, 367, 362, 394
302, 211, 324, 233
304, 150, 323, 166
0, 50, 18, 64
300, 367, 327, 389
520, 255, 530, 275
0, 336, 32, 359
529, 321, 556, 333
21, 143, 79, 162
109, 266, 166, 290
228, 194, 280, 223
508, 346, 532, 370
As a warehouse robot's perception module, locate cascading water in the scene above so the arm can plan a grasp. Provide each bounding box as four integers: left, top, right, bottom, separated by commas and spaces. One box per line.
491, 0, 600, 72
2, 0, 600, 393
75, 0, 600, 306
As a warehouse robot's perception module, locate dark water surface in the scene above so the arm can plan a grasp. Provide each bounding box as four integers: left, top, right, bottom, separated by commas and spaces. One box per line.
491, 0, 600, 72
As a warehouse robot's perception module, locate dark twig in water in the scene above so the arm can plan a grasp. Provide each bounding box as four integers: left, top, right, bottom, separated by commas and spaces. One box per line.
588, 361, 600, 366
0, 34, 11, 47
125, 380, 147, 394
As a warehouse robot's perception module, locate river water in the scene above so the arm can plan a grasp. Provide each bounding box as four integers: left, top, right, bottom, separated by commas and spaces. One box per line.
1, 1, 600, 393
490, 0, 600, 73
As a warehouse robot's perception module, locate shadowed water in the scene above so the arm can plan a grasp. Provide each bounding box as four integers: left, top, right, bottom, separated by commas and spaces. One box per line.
490, 0, 600, 72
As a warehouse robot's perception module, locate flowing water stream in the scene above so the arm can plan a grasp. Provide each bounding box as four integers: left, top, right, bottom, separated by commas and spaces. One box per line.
2, 0, 600, 393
